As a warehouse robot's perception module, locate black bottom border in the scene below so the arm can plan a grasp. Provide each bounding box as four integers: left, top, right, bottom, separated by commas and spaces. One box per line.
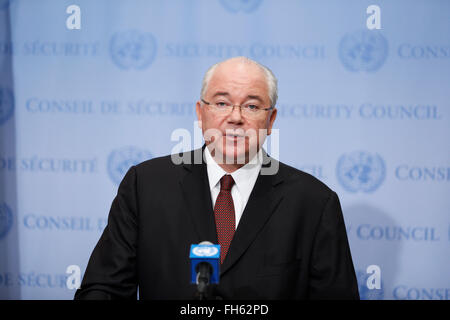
0, 300, 447, 318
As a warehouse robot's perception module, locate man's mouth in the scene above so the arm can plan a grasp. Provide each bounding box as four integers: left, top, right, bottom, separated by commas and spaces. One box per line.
224, 132, 245, 141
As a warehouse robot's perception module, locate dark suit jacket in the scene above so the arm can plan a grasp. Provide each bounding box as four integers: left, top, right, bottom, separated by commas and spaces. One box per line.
74, 147, 359, 300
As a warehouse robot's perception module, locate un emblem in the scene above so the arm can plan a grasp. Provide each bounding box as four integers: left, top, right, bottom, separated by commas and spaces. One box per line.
339, 30, 388, 72
336, 151, 386, 193
0, 88, 14, 126
219, 0, 263, 13
193, 246, 219, 257
107, 146, 152, 185
356, 269, 384, 300
0, 202, 13, 240
110, 30, 157, 70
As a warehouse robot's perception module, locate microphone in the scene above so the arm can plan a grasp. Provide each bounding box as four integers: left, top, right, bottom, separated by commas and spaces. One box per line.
189, 241, 220, 300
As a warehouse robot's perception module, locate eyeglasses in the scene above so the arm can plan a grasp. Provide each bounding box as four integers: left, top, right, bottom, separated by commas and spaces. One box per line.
201, 99, 273, 119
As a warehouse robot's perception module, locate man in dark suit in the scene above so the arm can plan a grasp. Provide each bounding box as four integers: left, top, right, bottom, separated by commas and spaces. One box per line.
75, 57, 359, 300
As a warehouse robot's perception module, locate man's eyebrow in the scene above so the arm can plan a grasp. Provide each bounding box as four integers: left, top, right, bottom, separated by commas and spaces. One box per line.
211, 92, 265, 103
247, 95, 264, 102
212, 92, 230, 98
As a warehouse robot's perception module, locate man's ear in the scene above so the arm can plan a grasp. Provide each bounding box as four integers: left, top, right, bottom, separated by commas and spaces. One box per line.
195, 101, 202, 129
266, 108, 277, 135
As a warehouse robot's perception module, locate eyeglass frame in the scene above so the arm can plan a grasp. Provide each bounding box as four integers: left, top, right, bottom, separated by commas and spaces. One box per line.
200, 98, 274, 116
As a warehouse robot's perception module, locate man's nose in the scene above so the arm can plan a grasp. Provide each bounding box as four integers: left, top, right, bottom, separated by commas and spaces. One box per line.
227, 105, 244, 123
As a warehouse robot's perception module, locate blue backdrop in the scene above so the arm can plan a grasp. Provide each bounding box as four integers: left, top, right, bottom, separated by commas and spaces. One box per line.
0, 0, 449, 300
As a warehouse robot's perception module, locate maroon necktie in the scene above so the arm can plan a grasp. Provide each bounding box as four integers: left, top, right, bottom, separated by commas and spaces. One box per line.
214, 175, 235, 264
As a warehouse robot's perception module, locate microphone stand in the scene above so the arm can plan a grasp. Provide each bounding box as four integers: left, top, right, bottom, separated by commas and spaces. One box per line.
196, 262, 212, 300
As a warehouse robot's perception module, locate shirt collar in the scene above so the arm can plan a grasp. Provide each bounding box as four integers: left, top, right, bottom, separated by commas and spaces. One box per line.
204, 146, 263, 193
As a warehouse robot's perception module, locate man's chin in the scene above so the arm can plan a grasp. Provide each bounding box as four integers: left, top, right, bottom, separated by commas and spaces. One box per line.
214, 148, 248, 165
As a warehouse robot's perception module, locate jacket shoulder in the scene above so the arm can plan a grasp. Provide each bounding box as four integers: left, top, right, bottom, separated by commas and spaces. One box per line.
133, 153, 184, 176
277, 160, 334, 199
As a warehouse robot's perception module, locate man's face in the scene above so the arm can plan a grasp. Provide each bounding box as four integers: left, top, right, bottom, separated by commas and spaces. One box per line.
196, 61, 277, 169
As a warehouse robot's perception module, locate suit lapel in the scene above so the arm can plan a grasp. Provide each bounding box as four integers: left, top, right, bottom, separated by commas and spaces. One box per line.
179, 147, 218, 244
220, 155, 284, 276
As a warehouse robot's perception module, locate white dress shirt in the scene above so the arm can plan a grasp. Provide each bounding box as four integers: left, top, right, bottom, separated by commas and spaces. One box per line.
204, 146, 263, 230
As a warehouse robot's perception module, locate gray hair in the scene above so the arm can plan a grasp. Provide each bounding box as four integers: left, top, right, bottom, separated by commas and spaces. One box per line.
200, 56, 278, 108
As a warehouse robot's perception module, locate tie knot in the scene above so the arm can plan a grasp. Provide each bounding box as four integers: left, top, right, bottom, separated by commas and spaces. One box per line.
220, 175, 235, 191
